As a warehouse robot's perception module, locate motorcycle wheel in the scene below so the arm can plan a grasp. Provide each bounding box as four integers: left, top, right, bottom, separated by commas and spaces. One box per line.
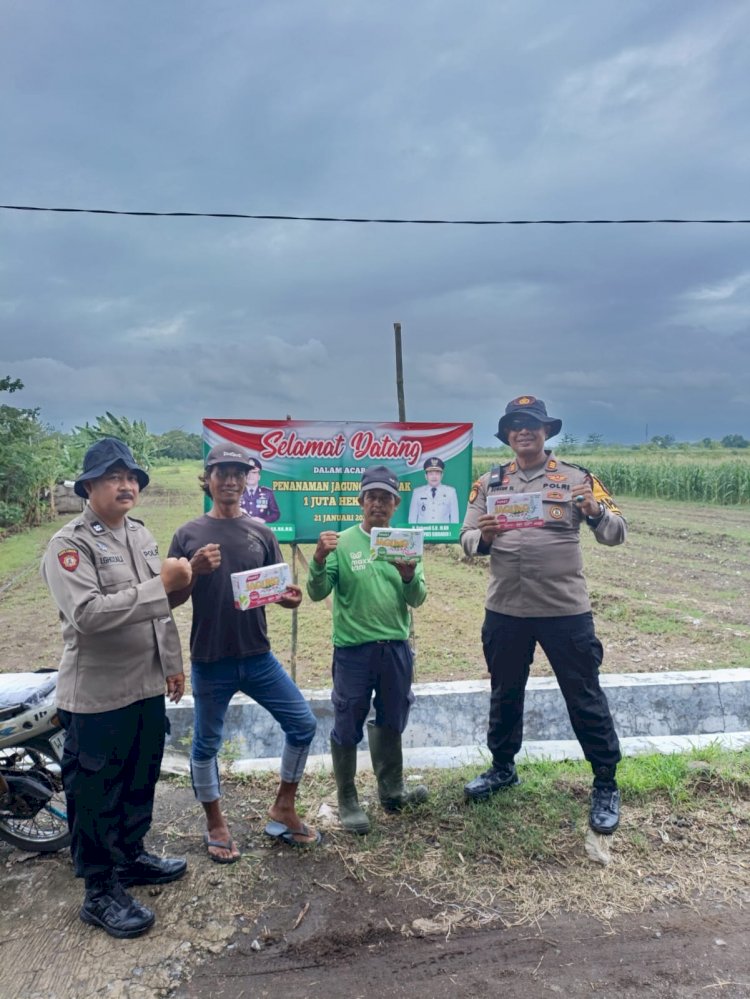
0, 738, 70, 853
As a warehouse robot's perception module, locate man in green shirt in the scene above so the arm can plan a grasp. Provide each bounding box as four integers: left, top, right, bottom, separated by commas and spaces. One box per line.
307, 465, 428, 834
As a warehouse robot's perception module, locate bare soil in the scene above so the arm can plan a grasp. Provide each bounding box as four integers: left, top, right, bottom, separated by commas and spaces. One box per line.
3, 772, 750, 999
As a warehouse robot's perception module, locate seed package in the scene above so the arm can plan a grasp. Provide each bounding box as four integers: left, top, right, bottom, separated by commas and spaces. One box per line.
369, 527, 424, 562
231, 562, 292, 610
487, 491, 544, 530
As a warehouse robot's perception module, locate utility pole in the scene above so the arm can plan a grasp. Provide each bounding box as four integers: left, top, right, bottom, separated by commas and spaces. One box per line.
394, 322, 406, 421
393, 321, 416, 662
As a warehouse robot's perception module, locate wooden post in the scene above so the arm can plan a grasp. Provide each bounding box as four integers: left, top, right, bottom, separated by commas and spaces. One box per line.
290, 543, 298, 681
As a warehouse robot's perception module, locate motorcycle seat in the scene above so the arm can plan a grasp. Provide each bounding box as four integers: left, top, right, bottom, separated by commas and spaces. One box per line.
0, 672, 58, 714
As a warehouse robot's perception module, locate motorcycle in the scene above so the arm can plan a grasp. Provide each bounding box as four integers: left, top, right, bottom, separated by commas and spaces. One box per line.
0, 670, 70, 853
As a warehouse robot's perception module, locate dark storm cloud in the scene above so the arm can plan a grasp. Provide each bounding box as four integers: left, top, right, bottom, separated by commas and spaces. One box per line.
1, 1, 749, 443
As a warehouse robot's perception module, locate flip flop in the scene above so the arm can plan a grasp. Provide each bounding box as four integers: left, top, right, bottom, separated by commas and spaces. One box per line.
263, 820, 323, 849
203, 831, 241, 864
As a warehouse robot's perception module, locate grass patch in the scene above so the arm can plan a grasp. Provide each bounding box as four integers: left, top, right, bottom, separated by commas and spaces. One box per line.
0, 522, 60, 584
217, 746, 750, 926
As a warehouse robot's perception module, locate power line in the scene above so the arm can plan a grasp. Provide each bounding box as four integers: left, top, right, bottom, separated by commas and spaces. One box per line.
1, 204, 749, 225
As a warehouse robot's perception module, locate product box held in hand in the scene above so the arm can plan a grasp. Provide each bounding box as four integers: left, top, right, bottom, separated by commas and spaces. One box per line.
369, 527, 424, 562
487, 491, 544, 530
231, 562, 292, 610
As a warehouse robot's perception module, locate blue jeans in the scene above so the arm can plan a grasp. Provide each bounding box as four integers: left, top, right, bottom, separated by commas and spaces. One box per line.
191, 653, 317, 801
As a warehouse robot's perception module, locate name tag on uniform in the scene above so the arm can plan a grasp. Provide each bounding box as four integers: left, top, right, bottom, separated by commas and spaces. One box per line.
487, 491, 544, 530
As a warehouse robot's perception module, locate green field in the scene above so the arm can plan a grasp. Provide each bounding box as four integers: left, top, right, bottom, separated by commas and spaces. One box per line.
1, 458, 749, 687
473, 448, 750, 504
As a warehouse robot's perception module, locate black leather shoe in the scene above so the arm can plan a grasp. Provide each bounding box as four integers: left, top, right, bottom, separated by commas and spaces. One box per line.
589, 786, 621, 835
80, 882, 155, 939
116, 850, 187, 886
464, 763, 520, 801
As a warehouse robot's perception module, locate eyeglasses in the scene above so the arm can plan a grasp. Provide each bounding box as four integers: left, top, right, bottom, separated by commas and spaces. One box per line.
507, 416, 543, 431
213, 465, 248, 480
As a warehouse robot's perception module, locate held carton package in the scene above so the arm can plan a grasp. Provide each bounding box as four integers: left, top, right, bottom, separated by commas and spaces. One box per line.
486, 491, 544, 530
369, 527, 424, 562
231, 562, 292, 610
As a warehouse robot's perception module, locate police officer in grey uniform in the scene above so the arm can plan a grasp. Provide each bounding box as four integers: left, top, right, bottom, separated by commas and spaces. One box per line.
460, 397, 626, 834
41, 438, 191, 938
408, 457, 460, 523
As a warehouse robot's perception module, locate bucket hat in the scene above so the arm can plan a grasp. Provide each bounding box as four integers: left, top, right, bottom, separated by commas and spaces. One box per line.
74, 438, 149, 498
495, 396, 562, 445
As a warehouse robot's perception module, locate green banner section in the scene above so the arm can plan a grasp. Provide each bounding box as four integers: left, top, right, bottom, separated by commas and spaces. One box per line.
203, 420, 473, 544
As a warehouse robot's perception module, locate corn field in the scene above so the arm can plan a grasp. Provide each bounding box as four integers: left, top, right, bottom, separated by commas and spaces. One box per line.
472, 456, 750, 505
592, 460, 750, 504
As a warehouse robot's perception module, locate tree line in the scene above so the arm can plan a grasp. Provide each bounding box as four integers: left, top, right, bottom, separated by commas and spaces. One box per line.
0, 377, 201, 530
2, 373, 748, 531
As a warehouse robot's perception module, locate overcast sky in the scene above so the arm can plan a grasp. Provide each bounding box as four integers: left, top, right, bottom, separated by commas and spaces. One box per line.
1, 1, 749, 445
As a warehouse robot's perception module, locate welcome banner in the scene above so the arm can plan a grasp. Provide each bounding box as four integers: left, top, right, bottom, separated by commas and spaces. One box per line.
203, 419, 473, 543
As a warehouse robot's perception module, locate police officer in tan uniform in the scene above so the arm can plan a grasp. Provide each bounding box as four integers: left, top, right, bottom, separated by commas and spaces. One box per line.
42, 438, 191, 938
460, 397, 626, 834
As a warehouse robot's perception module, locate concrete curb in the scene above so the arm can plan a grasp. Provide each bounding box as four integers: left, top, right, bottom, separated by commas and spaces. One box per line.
164, 668, 750, 771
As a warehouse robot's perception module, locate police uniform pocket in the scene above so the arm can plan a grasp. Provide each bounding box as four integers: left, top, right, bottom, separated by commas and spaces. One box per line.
571, 630, 604, 672
144, 555, 162, 578
77, 748, 107, 773
98, 565, 135, 592
543, 497, 574, 527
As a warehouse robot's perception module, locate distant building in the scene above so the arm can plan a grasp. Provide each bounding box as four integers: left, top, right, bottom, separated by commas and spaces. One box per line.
53, 481, 85, 515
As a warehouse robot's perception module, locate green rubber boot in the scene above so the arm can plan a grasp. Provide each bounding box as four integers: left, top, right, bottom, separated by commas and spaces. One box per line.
330, 739, 370, 835
367, 722, 428, 813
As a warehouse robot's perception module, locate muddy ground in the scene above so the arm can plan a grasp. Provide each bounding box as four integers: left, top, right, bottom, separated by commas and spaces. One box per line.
2, 774, 750, 999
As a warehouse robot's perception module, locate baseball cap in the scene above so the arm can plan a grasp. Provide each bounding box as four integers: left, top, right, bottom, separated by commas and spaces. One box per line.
204, 443, 253, 470
359, 465, 401, 499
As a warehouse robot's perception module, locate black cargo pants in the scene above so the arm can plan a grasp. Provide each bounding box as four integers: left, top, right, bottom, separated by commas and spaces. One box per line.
58, 695, 167, 881
482, 610, 621, 769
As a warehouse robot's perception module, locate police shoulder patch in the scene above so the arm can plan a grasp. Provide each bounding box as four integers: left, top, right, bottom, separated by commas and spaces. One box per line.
591, 474, 622, 515
57, 547, 80, 572
468, 480, 481, 504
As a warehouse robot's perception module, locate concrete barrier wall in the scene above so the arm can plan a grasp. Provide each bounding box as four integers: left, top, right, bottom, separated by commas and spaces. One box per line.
165, 668, 750, 765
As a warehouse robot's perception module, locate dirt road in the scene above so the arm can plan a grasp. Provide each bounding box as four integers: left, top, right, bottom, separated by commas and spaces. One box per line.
3, 777, 749, 999
178, 901, 750, 999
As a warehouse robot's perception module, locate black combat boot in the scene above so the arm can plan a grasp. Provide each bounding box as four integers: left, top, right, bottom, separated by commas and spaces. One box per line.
589, 765, 621, 835
80, 874, 155, 939
116, 849, 187, 886
464, 761, 520, 801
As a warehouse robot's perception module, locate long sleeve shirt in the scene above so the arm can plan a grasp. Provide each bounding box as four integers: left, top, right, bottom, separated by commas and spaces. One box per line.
460, 452, 626, 617
41, 504, 182, 712
306, 524, 427, 647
